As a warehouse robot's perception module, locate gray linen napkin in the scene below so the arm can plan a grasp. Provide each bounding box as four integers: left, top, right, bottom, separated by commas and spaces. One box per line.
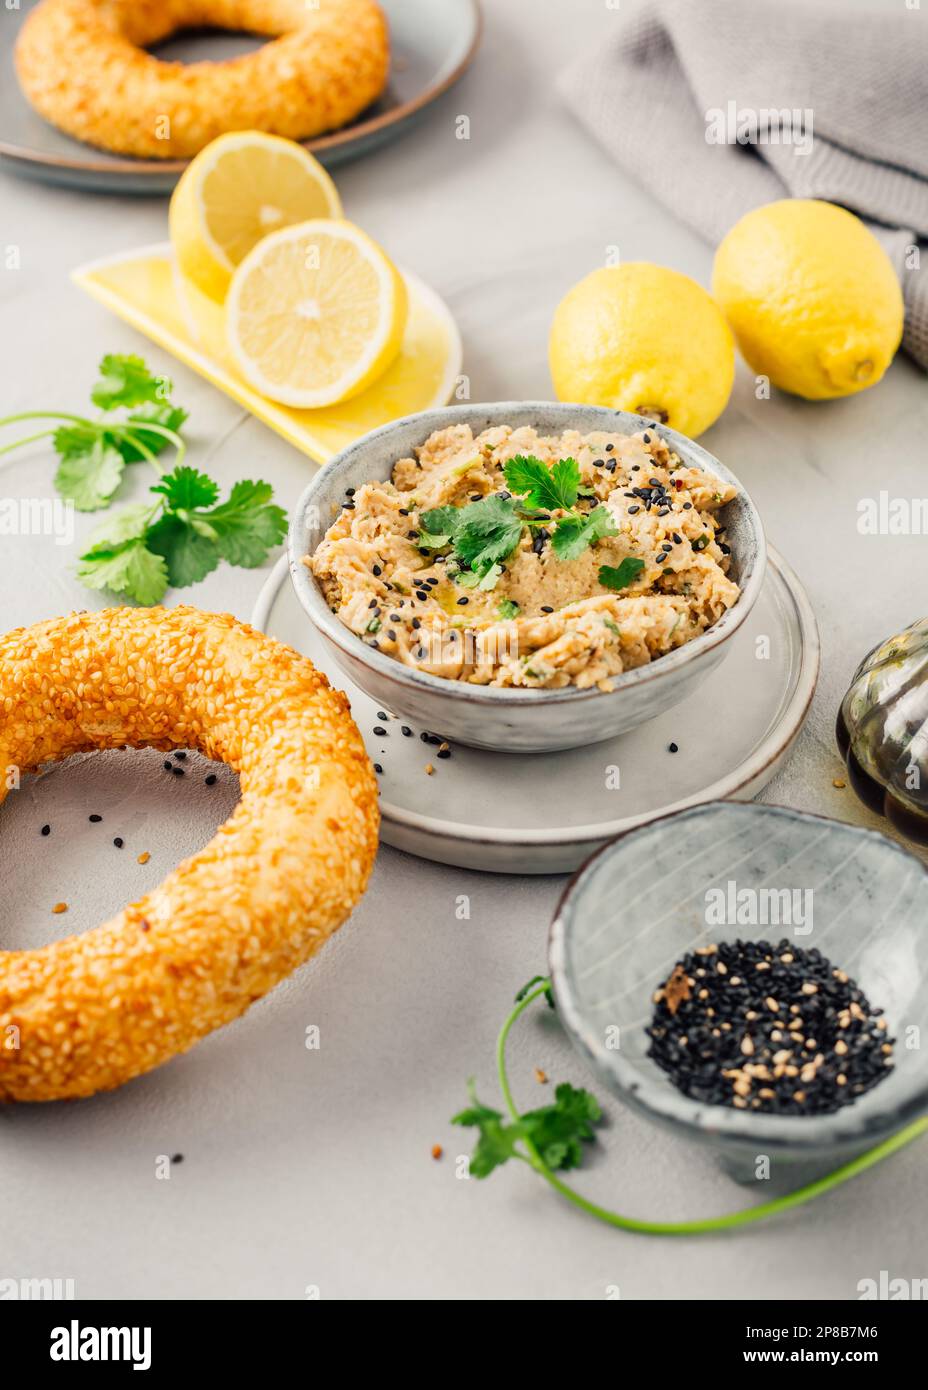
559, 0, 928, 371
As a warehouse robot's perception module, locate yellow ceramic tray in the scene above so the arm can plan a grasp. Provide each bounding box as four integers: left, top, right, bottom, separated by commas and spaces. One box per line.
72, 244, 462, 464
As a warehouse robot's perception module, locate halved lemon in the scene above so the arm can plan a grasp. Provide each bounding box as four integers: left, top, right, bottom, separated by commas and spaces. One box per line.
226, 219, 409, 409
169, 131, 342, 304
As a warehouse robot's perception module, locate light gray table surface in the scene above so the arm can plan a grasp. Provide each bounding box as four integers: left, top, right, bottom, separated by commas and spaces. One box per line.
0, 0, 925, 1301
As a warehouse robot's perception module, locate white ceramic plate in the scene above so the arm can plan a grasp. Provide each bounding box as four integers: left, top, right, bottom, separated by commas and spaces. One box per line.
252, 545, 820, 874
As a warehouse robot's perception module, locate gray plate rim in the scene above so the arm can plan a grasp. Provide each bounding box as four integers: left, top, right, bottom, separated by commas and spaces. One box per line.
251, 542, 821, 850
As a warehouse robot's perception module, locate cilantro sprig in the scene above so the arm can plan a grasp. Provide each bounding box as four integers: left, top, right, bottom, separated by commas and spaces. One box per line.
77, 465, 287, 605
418, 454, 620, 592
0, 354, 189, 512
451, 978, 927, 1234
0, 353, 288, 604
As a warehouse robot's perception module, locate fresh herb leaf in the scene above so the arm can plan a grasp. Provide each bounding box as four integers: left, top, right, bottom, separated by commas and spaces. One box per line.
145, 514, 221, 588
551, 504, 617, 561
452, 1084, 527, 1179
598, 557, 646, 592
76, 538, 169, 606
145, 471, 287, 586
203, 481, 288, 568
453, 1078, 601, 1179
520, 1084, 602, 1172
418, 505, 460, 547
85, 503, 157, 548
497, 598, 520, 620
150, 465, 220, 512
91, 354, 171, 411
504, 454, 580, 511
116, 401, 189, 462
53, 429, 125, 511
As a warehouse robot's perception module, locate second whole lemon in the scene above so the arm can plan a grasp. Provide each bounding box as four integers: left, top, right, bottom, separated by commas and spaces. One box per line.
712, 199, 904, 400
549, 262, 735, 439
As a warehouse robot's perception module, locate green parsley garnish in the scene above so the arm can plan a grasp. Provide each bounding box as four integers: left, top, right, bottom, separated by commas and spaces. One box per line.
418, 454, 621, 592
453, 977, 928, 1233
503, 454, 581, 511
0, 353, 287, 604
0, 353, 189, 512
78, 465, 287, 605
598, 557, 646, 592
551, 504, 617, 561
497, 598, 520, 620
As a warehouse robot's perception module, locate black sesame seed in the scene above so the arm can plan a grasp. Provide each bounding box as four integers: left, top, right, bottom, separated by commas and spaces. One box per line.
437, 749, 451, 759
113, 838, 124, 849
345, 488, 356, 497
643, 433, 651, 443
387, 630, 396, 642
41, 824, 50, 837
657, 506, 670, 516
673, 532, 683, 545
420, 732, 430, 742
606, 461, 617, 473
205, 774, 217, 785
368, 598, 378, 609
401, 726, 412, 737
416, 590, 429, 602
668, 742, 679, 753
377, 711, 388, 721
372, 564, 382, 577
457, 597, 469, 606
412, 618, 421, 630
628, 505, 640, 514
631, 464, 640, 471
399, 508, 410, 516
406, 530, 418, 540
649, 477, 661, 486
540, 605, 554, 613
683, 502, 693, 510
605, 443, 614, 452
163, 761, 173, 772
89, 814, 102, 823
374, 764, 383, 774
173, 766, 185, 777
173, 751, 187, 761
373, 726, 387, 737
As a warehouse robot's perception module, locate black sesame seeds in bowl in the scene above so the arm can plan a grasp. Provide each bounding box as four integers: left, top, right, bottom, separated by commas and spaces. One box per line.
549, 801, 928, 1181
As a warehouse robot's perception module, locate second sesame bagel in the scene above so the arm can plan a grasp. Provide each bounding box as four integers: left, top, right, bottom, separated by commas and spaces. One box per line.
14, 0, 390, 160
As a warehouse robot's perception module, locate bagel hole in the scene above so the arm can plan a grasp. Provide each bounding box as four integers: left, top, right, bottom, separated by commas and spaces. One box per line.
0, 747, 239, 951
146, 29, 268, 63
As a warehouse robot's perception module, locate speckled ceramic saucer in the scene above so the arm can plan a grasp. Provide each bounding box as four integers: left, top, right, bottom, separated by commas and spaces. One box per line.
252, 545, 819, 875
549, 800, 928, 1182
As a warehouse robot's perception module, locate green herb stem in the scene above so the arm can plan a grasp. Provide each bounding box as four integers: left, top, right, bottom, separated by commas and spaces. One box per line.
0, 429, 58, 458
496, 982, 928, 1236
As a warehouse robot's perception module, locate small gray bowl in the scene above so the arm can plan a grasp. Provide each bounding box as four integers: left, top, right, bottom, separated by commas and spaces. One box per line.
288, 402, 766, 752
549, 801, 928, 1185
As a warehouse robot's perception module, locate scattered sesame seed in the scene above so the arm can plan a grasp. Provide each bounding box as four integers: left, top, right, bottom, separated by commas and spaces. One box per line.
431, 1144, 443, 1160
205, 774, 217, 785
137, 852, 151, 865
668, 742, 679, 753
113, 838, 124, 849
89, 814, 102, 823
41, 824, 50, 837
425, 763, 435, 775
52, 902, 68, 915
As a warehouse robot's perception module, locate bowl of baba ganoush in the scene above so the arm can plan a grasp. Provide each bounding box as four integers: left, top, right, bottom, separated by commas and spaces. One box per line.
288, 403, 766, 752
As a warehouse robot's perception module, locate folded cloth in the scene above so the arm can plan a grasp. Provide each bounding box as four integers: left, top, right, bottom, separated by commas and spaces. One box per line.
559, 0, 928, 370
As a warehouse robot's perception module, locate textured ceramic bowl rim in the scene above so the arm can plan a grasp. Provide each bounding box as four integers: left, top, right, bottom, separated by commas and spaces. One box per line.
549, 800, 928, 1153
287, 401, 767, 713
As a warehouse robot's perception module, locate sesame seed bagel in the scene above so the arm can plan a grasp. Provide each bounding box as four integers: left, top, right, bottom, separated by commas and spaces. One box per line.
14, 0, 389, 160
0, 606, 379, 1101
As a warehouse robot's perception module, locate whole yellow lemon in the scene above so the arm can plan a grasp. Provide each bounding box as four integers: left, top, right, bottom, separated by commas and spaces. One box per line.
548, 262, 735, 439
712, 199, 904, 400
